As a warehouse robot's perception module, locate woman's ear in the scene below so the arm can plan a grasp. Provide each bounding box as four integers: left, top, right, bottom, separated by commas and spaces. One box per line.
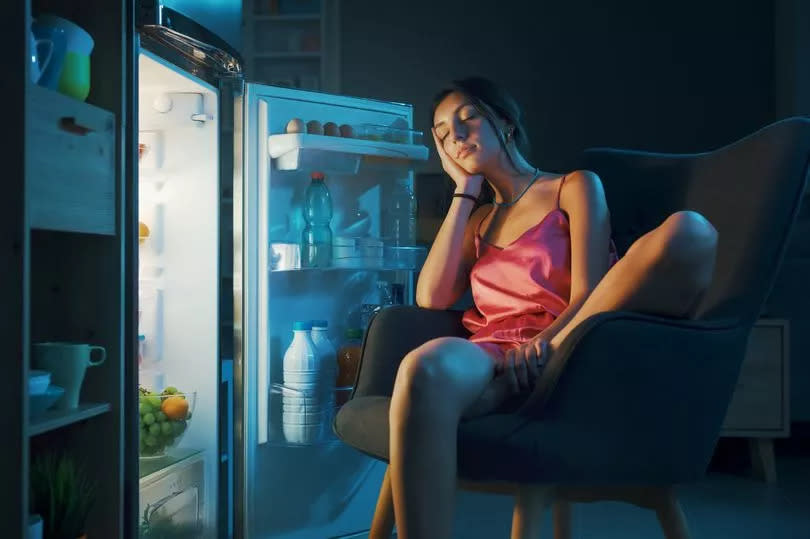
504, 125, 515, 143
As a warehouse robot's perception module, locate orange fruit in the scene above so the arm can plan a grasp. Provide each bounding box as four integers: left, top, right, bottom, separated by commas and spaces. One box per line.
138, 221, 150, 245
161, 395, 189, 420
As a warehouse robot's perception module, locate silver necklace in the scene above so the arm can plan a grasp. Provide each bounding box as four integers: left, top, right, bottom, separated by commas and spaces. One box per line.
493, 167, 542, 207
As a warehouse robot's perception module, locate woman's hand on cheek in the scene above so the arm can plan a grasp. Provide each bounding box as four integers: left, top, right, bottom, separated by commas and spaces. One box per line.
432, 128, 484, 196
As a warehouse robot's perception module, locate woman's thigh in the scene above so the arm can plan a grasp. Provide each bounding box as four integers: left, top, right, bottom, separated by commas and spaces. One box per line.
393, 337, 498, 419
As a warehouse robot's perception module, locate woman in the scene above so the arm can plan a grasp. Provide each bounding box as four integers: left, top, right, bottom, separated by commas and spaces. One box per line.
387, 77, 719, 539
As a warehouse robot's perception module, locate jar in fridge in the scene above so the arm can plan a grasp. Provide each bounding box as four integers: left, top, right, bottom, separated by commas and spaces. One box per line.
336, 328, 363, 405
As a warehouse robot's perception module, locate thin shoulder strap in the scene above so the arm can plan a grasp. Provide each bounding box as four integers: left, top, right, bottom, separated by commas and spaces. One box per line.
555, 174, 567, 209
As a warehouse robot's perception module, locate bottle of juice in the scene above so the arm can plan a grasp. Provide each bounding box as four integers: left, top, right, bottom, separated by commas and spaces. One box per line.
336, 328, 363, 405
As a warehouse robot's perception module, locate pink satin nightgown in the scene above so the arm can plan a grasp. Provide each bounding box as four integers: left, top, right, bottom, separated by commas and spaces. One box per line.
462, 175, 620, 359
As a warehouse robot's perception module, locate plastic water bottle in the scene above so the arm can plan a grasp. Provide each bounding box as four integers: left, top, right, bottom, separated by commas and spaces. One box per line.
301, 172, 333, 268
383, 178, 416, 246
310, 320, 337, 408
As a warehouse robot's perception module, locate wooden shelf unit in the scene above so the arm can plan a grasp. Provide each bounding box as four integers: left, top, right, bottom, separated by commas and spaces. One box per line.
3, 0, 136, 537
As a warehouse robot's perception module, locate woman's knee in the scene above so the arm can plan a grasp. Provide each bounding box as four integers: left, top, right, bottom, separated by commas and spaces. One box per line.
391, 337, 491, 419
656, 211, 718, 282
394, 339, 460, 400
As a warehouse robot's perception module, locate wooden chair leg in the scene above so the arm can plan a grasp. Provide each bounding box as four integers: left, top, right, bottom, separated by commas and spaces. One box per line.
749, 438, 777, 483
369, 467, 395, 539
552, 500, 572, 539
653, 488, 690, 539
511, 485, 553, 539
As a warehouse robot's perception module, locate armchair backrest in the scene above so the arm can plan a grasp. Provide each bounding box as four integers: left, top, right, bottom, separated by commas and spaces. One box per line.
579, 117, 810, 325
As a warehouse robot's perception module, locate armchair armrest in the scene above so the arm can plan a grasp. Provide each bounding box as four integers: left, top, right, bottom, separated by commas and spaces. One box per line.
350, 306, 468, 399
512, 311, 751, 471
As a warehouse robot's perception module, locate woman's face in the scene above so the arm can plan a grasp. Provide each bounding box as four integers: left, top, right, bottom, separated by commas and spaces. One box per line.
432, 91, 506, 174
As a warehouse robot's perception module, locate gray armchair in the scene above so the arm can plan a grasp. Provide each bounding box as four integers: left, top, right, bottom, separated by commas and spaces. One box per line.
334, 117, 810, 538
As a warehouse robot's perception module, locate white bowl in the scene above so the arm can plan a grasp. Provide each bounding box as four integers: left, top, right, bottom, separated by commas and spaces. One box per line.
28, 370, 51, 396
282, 409, 331, 425
283, 422, 325, 444
282, 402, 331, 415
281, 379, 333, 394
29, 385, 64, 417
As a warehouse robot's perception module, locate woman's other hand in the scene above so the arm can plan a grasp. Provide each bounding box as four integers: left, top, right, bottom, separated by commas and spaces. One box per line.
499, 338, 548, 393
432, 127, 484, 196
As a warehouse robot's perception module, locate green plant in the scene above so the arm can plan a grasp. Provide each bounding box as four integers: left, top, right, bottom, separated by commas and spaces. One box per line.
30, 453, 97, 539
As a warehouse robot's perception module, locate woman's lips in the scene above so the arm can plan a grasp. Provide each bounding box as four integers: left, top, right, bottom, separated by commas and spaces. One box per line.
457, 145, 475, 159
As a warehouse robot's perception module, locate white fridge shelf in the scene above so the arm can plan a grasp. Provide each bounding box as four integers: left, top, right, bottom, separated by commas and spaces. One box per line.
267, 133, 429, 173
269, 245, 427, 272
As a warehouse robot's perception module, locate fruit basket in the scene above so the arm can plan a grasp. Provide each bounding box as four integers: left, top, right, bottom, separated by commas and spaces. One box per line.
138, 386, 195, 459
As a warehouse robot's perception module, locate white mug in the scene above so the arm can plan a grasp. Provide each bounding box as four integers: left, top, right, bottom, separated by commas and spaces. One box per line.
29, 29, 54, 85
32, 342, 106, 410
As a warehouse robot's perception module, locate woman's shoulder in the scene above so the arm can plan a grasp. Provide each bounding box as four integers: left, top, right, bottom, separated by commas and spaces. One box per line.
561, 169, 602, 188
558, 169, 606, 207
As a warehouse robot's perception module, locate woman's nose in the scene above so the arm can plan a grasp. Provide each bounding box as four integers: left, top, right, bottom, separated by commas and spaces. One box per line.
451, 128, 466, 143
449, 120, 467, 143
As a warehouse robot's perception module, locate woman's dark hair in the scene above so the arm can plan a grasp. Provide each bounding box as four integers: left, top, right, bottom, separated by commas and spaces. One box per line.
431, 76, 531, 159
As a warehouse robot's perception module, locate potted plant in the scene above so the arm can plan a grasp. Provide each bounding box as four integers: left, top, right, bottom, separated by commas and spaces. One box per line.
30, 453, 96, 539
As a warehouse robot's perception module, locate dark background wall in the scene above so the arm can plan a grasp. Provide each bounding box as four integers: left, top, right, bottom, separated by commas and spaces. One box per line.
338, 0, 810, 421
340, 0, 775, 173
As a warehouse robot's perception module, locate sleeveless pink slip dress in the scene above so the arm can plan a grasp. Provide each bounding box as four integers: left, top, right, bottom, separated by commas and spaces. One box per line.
462, 175, 620, 361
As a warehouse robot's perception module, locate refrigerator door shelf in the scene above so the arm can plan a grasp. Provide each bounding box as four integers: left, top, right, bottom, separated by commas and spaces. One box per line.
267, 133, 429, 173
265, 383, 351, 447
268, 245, 426, 273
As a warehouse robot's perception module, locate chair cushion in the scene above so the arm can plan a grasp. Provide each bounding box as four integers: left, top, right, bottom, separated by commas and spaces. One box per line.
334, 395, 704, 485
332, 397, 590, 484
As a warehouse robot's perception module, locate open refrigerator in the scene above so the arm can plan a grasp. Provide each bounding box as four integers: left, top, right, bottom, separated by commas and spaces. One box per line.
135, 9, 430, 538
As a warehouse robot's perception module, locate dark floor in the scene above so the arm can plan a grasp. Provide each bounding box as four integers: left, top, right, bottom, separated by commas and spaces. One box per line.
452, 435, 810, 538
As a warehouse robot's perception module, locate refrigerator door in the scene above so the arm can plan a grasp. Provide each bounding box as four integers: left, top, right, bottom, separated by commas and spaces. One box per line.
137, 36, 243, 538
237, 81, 428, 538
137, 1, 243, 84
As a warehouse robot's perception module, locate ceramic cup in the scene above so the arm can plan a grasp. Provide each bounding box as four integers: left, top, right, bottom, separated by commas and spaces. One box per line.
30, 17, 67, 89
29, 29, 54, 85
32, 342, 106, 410
34, 15, 93, 101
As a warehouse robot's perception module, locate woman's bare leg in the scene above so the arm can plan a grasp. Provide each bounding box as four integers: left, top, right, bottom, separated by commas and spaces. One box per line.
548, 210, 718, 352
388, 337, 498, 539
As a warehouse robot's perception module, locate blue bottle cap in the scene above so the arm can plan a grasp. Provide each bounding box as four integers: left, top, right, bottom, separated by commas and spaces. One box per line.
311, 320, 328, 328
293, 321, 313, 331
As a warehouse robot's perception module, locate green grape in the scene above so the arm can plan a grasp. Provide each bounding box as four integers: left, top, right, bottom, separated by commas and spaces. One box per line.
147, 396, 162, 409
155, 411, 167, 422
144, 435, 158, 447
172, 420, 187, 436
143, 413, 155, 425
148, 423, 161, 436
163, 386, 178, 395
160, 422, 173, 435
139, 402, 150, 415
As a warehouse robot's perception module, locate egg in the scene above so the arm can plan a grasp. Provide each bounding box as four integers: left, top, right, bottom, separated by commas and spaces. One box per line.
339, 123, 355, 138
323, 122, 340, 136
306, 120, 324, 135
286, 118, 305, 134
